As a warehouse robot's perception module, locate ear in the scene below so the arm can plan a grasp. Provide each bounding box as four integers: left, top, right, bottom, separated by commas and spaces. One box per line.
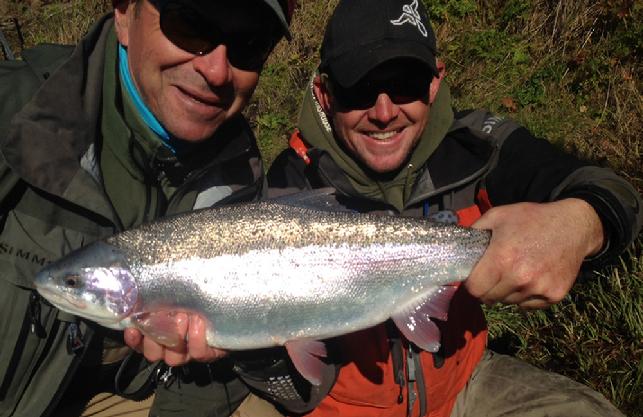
113, 0, 133, 47
428, 60, 447, 105
313, 75, 333, 115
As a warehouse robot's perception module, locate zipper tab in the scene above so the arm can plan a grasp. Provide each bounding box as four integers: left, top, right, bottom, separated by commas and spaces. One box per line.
66, 322, 85, 354
29, 292, 46, 338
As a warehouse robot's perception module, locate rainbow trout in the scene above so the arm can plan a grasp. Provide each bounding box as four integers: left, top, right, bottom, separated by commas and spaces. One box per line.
34, 190, 489, 384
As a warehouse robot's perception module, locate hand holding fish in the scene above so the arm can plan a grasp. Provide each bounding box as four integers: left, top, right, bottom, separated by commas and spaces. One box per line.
124, 313, 226, 366
466, 198, 604, 309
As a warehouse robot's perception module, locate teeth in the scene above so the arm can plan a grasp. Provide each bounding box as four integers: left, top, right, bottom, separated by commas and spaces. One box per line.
190, 95, 209, 105
368, 131, 398, 140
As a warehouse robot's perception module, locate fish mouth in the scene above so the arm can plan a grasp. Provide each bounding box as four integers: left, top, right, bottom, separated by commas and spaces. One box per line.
36, 285, 87, 311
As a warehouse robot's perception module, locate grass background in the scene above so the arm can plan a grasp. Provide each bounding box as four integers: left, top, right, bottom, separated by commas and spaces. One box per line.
1, 0, 641, 415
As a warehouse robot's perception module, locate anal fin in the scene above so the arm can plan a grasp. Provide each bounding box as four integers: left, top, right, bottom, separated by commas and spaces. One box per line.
285, 339, 327, 386
391, 285, 459, 352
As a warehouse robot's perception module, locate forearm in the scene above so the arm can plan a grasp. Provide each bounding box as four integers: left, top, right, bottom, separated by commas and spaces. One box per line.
486, 130, 642, 262
551, 166, 643, 261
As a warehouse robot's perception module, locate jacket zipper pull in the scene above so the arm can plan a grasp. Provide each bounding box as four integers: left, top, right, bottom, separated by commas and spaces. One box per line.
29, 292, 46, 338
66, 322, 85, 354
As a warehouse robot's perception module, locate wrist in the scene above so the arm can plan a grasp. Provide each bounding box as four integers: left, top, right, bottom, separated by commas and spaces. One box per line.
561, 198, 605, 257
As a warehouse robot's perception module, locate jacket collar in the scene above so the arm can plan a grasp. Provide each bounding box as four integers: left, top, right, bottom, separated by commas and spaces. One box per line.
1, 14, 113, 199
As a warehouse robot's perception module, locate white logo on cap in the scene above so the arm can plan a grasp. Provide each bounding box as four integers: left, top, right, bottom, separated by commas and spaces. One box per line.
390, 0, 428, 37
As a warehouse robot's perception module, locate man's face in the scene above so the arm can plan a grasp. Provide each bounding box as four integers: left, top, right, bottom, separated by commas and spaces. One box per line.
114, 0, 280, 142
316, 59, 444, 174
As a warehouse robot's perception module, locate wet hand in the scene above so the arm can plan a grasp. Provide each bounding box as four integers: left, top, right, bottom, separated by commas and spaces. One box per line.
124, 313, 228, 366
466, 199, 604, 309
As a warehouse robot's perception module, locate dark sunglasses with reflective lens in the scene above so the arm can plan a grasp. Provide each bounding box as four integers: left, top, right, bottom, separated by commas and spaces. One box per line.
325, 66, 433, 110
153, 0, 281, 70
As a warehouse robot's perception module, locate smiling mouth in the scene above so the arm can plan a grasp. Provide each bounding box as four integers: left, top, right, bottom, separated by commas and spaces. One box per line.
177, 86, 220, 107
365, 129, 403, 141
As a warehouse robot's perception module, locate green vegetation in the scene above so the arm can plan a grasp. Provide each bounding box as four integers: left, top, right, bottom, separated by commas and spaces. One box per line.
1, 0, 641, 414
485, 239, 643, 415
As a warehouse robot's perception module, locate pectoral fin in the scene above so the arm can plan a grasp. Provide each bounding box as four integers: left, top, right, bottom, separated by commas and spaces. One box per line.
391, 285, 459, 352
285, 339, 328, 386
130, 311, 188, 348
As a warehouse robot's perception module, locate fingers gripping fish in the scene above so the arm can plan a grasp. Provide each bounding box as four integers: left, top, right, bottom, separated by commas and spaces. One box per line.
34, 190, 490, 385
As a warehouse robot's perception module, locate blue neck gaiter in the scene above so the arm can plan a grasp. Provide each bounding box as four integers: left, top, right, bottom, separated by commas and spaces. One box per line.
118, 44, 179, 154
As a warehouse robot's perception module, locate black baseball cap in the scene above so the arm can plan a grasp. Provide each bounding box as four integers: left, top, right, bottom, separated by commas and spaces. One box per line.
320, 0, 438, 88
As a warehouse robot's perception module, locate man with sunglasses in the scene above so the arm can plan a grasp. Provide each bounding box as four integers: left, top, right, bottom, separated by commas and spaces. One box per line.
0, 0, 319, 416
268, 0, 641, 416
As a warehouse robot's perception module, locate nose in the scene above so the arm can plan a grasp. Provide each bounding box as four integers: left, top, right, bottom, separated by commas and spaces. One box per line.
191, 45, 232, 87
368, 93, 399, 125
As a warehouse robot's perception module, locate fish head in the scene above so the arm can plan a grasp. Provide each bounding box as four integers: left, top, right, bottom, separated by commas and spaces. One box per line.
35, 241, 138, 326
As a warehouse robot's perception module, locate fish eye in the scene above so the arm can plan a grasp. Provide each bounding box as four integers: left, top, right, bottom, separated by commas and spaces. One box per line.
63, 274, 81, 288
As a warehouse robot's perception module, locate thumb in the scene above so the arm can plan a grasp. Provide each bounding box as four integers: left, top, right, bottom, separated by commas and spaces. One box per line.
470, 210, 496, 231
124, 328, 144, 351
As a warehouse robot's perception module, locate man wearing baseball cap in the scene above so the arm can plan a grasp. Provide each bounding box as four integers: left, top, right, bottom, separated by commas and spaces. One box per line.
0, 0, 313, 416
268, 0, 641, 416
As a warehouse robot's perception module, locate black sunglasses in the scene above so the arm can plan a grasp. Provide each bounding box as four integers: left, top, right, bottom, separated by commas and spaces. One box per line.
153, 0, 281, 70
324, 69, 432, 110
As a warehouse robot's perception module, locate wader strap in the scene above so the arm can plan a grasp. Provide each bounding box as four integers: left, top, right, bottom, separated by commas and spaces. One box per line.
387, 321, 405, 404
407, 347, 417, 416
114, 350, 165, 402
413, 345, 427, 416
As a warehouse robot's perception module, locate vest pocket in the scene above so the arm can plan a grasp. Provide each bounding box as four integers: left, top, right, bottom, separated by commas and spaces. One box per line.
0, 282, 82, 417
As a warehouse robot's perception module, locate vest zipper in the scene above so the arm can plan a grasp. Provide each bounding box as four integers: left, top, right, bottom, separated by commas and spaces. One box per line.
28, 292, 47, 338
0, 291, 47, 400
41, 315, 94, 417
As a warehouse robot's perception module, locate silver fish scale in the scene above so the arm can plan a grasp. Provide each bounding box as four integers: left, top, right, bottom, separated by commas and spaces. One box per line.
106, 202, 489, 349
107, 202, 484, 261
